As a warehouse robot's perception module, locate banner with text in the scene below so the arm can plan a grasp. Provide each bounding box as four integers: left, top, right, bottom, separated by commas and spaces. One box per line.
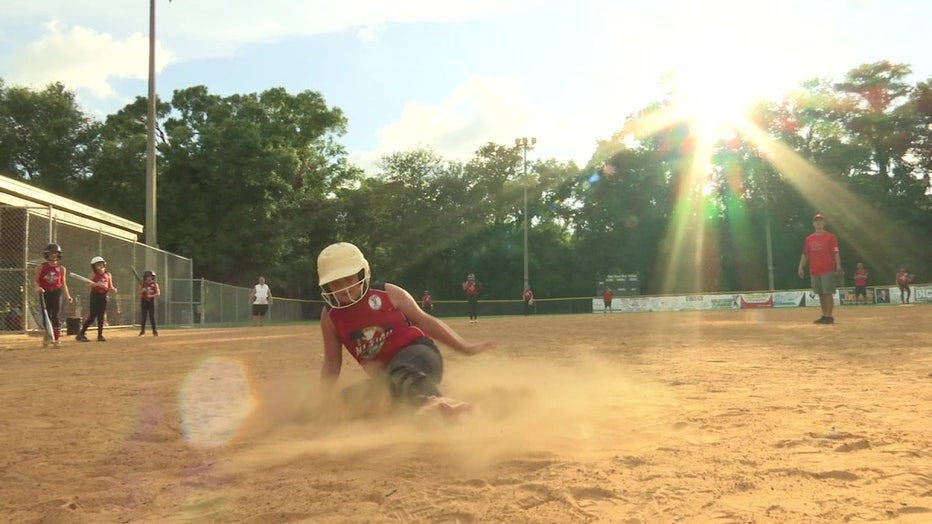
740, 293, 774, 309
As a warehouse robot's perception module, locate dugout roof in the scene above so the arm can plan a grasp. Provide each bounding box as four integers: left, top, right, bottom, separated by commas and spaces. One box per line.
0, 174, 143, 241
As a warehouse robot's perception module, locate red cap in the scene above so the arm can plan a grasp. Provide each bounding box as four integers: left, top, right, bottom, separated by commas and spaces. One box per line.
813, 213, 825, 220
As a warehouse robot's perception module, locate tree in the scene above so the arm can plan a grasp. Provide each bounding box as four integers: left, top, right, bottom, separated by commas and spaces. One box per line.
0, 80, 100, 196
158, 86, 357, 286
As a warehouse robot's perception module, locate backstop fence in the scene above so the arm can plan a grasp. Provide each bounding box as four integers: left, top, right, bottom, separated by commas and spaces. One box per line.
0, 204, 194, 335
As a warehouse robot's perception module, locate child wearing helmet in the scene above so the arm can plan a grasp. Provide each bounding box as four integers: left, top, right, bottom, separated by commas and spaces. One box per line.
317, 242, 494, 419
462, 272, 480, 322
34, 243, 73, 346
138, 270, 160, 336
76, 256, 117, 342
420, 290, 433, 313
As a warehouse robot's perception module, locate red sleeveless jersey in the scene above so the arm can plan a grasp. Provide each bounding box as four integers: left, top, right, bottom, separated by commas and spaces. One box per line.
37, 263, 65, 291
91, 272, 114, 294
141, 281, 159, 299
854, 269, 868, 286
327, 288, 426, 371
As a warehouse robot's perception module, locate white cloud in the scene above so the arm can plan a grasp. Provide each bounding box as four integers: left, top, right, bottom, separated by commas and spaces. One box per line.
5, 20, 172, 99
356, 23, 386, 42
353, 75, 631, 174
0, 0, 524, 105
1, 0, 524, 61
356, 76, 531, 170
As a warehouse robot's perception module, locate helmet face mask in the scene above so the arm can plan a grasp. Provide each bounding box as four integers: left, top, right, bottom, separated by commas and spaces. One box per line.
320, 270, 370, 309
318, 243, 371, 309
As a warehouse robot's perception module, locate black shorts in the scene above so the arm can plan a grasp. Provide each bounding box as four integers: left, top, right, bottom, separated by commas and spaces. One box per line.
252, 304, 269, 316
854, 285, 866, 297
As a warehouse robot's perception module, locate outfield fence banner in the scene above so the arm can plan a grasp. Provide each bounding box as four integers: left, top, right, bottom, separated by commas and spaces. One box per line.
838, 287, 877, 305
886, 284, 931, 304
677, 293, 740, 311
804, 291, 840, 307
615, 297, 651, 313
651, 295, 687, 312
773, 291, 805, 308
710, 294, 740, 310
739, 293, 774, 309
875, 287, 891, 304
912, 284, 932, 303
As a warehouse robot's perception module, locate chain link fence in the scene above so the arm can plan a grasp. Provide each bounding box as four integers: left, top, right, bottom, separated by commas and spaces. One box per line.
1, 204, 193, 337
181, 279, 320, 326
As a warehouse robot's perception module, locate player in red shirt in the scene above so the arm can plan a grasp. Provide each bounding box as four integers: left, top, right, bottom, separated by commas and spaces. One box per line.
34, 243, 73, 346
76, 256, 117, 342
420, 290, 433, 314
523, 286, 534, 316
602, 287, 613, 313
853, 262, 868, 305
798, 214, 842, 324
139, 270, 161, 336
896, 267, 912, 304
463, 273, 480, 323
317, 242, 493, 419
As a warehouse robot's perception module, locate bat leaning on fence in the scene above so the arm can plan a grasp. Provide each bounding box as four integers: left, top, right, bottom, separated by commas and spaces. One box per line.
69, 272, 95, 285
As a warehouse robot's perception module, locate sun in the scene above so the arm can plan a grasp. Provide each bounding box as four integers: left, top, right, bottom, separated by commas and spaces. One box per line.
660, 15, 793, 138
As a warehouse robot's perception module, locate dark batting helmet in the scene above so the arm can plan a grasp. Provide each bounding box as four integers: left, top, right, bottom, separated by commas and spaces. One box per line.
43, 243, 62, 259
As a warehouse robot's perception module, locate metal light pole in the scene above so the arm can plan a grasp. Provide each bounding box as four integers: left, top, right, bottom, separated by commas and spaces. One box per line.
145, 0, 158, 247
515, 137, 536, 291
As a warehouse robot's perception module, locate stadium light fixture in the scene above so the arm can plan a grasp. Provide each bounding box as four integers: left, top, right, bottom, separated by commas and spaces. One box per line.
515, 137, 537, 292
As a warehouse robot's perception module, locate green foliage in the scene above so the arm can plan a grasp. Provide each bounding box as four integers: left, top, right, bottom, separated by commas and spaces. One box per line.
1, 61, 931, 299
0, 81, 100, 195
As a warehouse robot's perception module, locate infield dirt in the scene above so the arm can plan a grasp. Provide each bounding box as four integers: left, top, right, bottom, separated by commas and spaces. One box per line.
1, 305, 930, 523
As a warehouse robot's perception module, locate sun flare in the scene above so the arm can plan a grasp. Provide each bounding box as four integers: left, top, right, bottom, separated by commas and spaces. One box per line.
661, 24, 784, 137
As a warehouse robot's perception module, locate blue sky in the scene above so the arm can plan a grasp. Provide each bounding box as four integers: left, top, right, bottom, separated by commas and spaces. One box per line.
1, 0, 930, 172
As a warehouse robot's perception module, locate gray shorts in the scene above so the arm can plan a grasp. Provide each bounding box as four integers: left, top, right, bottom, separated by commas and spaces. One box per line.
811, 273, 837, 295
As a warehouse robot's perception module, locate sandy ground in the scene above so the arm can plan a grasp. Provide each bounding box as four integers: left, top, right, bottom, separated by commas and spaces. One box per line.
1, 305, 931, 523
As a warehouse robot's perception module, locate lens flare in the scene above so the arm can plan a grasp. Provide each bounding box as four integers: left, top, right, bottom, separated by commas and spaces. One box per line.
179, 357, 258, 448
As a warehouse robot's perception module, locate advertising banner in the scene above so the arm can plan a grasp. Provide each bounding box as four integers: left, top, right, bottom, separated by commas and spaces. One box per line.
838, 288, 877, 305
740, 293, 774, 309
773, 291, 805, 308
804, 291, 839, 307
680, 294, 713, 311
874, 287, 890, 304
709, 294, 740, 310
649, 296, 683, 312
616, 297, 652, 313
913, 284, 932, 304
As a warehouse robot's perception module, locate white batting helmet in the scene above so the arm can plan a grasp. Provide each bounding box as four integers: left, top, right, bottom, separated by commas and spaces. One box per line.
90, 256, 106, 266
317, 242, 370, 308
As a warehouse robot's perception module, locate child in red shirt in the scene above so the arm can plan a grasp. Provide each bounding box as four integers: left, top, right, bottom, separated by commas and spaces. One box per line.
896, 267, 912, 304
318, 242, 493, 420
853, 262, 868, 305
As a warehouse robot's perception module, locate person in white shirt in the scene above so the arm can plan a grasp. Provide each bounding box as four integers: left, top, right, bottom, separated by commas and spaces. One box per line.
250, 276, 273, 326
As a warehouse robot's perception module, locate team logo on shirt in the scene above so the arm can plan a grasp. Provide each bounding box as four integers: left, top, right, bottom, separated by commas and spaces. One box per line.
43, 268, 61, 284
351, 325, 391, 360
368, 294, 382, 310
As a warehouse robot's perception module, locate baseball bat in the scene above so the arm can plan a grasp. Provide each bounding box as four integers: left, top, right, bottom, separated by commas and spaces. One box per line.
69, 272, 95, 285
131, 267, 143, 285
38, 292, 55, 345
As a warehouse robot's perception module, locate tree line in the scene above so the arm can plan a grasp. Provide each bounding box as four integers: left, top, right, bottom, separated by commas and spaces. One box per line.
1, 60, 930, 301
